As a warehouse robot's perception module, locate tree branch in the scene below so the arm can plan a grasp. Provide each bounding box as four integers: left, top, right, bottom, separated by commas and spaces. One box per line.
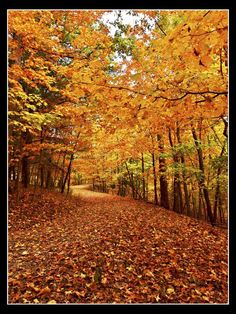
76, 80, 228, 102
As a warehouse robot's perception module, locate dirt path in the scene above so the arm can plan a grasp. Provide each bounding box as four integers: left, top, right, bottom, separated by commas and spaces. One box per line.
8, 186, 228, 304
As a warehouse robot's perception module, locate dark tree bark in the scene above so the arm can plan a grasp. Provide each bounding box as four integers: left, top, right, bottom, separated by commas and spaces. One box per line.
157, 135, 170, 209
67, 166, 71, 195
125, 162, 135, 198
40, 166, 44, 188
213, 140, 226, 223
21, 130, 32, 188
176, 126, 190, 215
222, 116, 228, 138
61, 153, 74, 194
168, 128, 183, 213
152, 152, 159, 205
39, 129, 45, 188
125, 162, 142, 199
21, 156, 29, 188
141, 153, 146, 200
191, 126, 215, 226
61, 131, 80, 193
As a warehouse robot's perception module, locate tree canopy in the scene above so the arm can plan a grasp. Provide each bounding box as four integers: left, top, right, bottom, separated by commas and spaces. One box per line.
8, 9, 228, 226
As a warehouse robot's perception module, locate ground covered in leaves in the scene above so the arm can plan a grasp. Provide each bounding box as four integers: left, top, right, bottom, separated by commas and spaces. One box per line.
8, 185, 228, 304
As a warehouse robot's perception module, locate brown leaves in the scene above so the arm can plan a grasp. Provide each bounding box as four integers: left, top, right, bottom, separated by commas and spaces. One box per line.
38, 286, 51, 296
8, 188, 228, 303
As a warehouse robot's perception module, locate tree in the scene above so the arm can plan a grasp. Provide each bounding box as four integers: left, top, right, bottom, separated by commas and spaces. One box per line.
8, 10, 228, 225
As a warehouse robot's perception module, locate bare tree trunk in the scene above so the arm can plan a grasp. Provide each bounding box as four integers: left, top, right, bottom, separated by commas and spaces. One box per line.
157, 135, 169, 209
125, 162, 135, 198
22, 157, 29, 188
141, 153, 146, 200
151, 152, 158, 205
46, 161, 52, 190
21, 130, 33, 188
192, 126, 215, 226
176, 126, 190, 216
198, 188, 203, 219
222, 116, 228, 138
61, 153, 74, 194
168, 128, 183, 213
66, 166, 71, 195
61, 132, 80, 194
213, 141, 226, 223
125, 162, 142, 199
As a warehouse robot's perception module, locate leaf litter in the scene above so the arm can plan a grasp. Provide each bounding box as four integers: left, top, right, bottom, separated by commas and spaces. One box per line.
8, 187, 228, 304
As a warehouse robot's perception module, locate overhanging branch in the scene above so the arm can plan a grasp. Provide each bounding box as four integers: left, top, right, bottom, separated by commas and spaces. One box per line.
75, 80, 228, 102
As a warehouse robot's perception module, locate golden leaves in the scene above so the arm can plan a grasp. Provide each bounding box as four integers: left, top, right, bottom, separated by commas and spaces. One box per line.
166, 287, 175, 295
47, 300, 57, 304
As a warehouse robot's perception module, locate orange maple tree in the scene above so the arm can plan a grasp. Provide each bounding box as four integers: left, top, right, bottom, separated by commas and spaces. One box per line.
8, 10, 228, 225
8, 9, 229, 305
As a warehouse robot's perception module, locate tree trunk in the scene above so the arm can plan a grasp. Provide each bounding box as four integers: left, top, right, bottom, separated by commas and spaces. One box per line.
61, 153, 74, 194
158, 135, 170, 209
191, 126, 215, 226
61, 131, 80, 193
22, 156, 29, 188
125, 162, 142, 199
59, 153, 66, 189
213, 141, 226, 223
152, 152, 158, 205
198, 188, 203, 219
46, 157, 52, 190
176, 126, 190, 216
40, 166, 44, 188
141, 153, 146, 200
67, 166, 71, 195
168, 128, 183, 213
222, 116, 228, 138
125, 162, 135, 198
21, 121, 32, 189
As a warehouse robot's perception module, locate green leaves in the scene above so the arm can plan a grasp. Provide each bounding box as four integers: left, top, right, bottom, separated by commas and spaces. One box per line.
210, 155, 227, 170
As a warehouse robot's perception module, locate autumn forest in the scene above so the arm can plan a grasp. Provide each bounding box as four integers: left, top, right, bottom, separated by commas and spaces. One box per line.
8, 10, 228, 304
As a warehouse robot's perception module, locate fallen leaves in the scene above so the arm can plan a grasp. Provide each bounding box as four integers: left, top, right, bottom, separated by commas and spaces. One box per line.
47, 299, 57, 304
8, 187, 228, 304
166, 287, 175, 295
38, 286, 51, 296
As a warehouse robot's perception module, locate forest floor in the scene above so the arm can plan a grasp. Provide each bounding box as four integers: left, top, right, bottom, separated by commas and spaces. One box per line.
8, 185, 228, 304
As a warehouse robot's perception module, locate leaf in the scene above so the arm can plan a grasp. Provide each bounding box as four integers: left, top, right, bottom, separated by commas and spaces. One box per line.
80, 273, 86, 278
144, 269, 154, 277
47, 300, 57, 304
155, 295, 160, 302
74, 290, 86, 297
202, 296, 210, 302
38, 286, 51, 296
166, 287, 175, 294
101, 277, 107, 284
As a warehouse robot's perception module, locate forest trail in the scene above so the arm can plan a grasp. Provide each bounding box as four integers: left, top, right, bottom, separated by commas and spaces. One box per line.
70, 184, 112, 198
8, 186, 228, 304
